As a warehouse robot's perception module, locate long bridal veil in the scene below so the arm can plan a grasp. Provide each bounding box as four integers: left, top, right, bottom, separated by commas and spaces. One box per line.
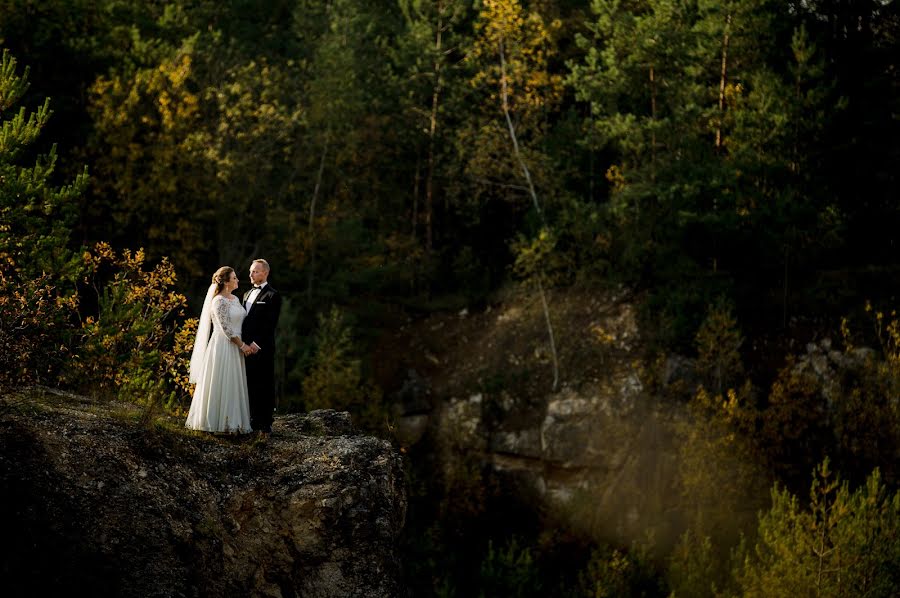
189, 283, 217, 383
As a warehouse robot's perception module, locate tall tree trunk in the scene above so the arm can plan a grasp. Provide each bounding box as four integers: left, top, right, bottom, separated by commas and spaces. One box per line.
412, 151, 421, 241
587, 106, 595, 201
649, 64, 656, 185
499, 38, 543, 220
712, 13, 732, 274
783, 244, 789, 328
307, 136, 329, 305
499, 37, 558, 391
715, 13, 732, 151
538, 278, 560, 391
792, 38, 803, 177
424, 0, 445, 256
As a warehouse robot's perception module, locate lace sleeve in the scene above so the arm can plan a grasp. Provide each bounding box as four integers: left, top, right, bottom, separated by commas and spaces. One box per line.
212, 296, 239, 340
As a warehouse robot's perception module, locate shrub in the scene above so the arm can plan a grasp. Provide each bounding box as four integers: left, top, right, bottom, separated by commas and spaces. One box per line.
576, 543, 665, 598
665, 529, 721, 598
64, 243, 191, 413
0, 260, 80, 386
479, 537, 542, 598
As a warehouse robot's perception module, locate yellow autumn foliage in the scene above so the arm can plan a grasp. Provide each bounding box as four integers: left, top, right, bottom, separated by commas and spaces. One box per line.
470, 0, 563, 119
65, 243, 192, 411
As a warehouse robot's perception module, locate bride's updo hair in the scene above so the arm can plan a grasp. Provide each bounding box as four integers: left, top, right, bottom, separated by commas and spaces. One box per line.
212, 266, 235, 296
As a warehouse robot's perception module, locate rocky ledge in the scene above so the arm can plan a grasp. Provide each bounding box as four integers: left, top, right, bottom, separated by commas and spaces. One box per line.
0, 390, 406, 598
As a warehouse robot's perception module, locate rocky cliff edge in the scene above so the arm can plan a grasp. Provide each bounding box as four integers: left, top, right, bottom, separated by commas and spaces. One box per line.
0, 389, 406, 598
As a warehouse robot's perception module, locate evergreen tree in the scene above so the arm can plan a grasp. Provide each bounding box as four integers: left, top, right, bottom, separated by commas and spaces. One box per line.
567, 0, 836, 344
0, 49, 87, 279
0, 49, 87, 384
397, 0, 472, 256
739, 460, 900, 597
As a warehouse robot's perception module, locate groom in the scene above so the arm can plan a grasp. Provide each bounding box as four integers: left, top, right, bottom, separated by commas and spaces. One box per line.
242, 259, 282, 435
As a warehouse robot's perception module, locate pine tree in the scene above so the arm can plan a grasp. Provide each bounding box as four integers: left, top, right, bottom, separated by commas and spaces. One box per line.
0, 49, 87, 384
567, 0, 833, 343
739, 460, 900, 597
397, 0, 471, 255
0, 49, 87, 279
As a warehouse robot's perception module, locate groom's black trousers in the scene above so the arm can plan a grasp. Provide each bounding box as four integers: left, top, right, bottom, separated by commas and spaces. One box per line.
246, 352, 275, 432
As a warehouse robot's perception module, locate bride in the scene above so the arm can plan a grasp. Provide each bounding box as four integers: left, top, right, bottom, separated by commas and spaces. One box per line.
185, 266, 253, 434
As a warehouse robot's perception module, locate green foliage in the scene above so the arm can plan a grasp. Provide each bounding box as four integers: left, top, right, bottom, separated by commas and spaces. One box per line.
665, 530, 720, 598
7, 0, 898, 323
680, 303, 900, 502
0, 49, 87, 280
87, 18, 308, 275
65, 243, 190, 415
576, 543, 665, 598
6, 3, 900, 592
301, 305, 386, 431
461, 0, 563, 203
0, 266, 80, 386
678, 383, 769, 551
394, 0, 474, 279
511, 227, 571, 287
640, 275, 731, 352
738, 460, 900, 597
695, 301, 744, 394
87, 38, 209, 276
0, 49, 86, 385
0, 48, 195, 414
830, 307, 900, 482
478, 537, 543, 598
302, 306, 363, 410
566, 0, 845, 345
757, 357, 831, 484
551, 197, 613, 284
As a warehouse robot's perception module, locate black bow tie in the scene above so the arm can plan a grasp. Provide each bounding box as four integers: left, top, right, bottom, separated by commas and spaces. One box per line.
253, 284, 263, 289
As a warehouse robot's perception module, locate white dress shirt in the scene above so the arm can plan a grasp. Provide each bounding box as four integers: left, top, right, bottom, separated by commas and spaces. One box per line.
245, 282, 267, 312
245, 282, 267, 352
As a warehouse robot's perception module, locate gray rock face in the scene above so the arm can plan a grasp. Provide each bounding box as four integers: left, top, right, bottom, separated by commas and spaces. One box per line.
0, 396, 406, 598
795, 339, 876, 406
437, 380, 687, 547
432, 295, 692, 546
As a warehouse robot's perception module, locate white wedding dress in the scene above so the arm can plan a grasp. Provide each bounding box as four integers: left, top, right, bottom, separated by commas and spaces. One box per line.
185, 294, 252, 433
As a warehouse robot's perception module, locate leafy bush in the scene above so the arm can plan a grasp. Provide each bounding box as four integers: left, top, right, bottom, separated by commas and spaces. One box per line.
753, 307, 900, 487
677, 383, 770, 549
576, 543, 665, 598
0, 49, 88, 282
64, 243, 191, 413
832, 306, 900, 482
0, 261, 80, 386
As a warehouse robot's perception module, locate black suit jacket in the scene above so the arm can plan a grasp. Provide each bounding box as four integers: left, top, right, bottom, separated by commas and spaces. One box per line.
242, 284, 282, 355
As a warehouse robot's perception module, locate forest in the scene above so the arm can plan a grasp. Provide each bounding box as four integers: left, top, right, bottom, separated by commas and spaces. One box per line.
2, 0, 900, 595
